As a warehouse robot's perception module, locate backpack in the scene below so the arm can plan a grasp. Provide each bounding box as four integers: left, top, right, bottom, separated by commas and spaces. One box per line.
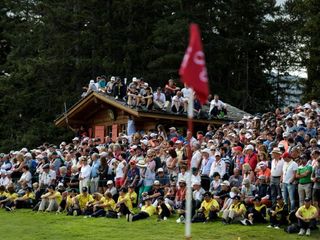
284, 224, 299, 234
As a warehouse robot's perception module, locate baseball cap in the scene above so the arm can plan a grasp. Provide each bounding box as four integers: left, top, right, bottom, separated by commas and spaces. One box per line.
82, 187, 88, 192
107, 180, 113, 185
157, 168, 164, 173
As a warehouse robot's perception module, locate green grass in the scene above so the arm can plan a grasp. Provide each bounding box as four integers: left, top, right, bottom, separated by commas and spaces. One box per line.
0, 210, 319, 240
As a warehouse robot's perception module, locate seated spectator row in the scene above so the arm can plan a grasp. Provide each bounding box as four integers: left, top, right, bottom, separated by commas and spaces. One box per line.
82, 76, 227, 118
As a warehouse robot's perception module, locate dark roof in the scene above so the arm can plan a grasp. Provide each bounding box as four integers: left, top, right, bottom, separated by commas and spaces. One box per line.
54, 92, 249, 127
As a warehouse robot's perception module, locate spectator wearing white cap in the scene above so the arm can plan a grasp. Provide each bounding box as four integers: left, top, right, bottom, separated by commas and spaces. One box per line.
192, 181, 205, 209
167, 126, 178, 141
270, 148, 284, 204
79, 157, 91, 193
82, 79, 98, 97
244, 144, 258, 171
155, 168, 169, 188
199, 148, 214, 191
209, 151, 226, 179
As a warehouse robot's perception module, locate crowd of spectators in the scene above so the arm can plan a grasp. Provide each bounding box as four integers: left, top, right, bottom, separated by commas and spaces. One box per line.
0, 100, 320, 236
82, 76, 228, 119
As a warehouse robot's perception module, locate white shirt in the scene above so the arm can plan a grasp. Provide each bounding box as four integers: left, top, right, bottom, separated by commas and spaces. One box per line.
271, 159, 284, 177
177, 172, 190, 187
115, 161, 126, 179
193, 188, 205, 201
80, 165, 91, 179
209, 99, 225, 112
209, 159, 226, 178
19, 171, 32, 187
0, 176, 10, 187
171, 95, 184, 107
181, 87, 192, 99
153, 92, 166, 103
282, 160, 298, 184
39, 170, 56, 186
190, 150, 202, 169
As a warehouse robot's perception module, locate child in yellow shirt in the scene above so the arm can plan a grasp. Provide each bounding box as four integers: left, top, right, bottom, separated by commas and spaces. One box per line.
127, 198, 156, 222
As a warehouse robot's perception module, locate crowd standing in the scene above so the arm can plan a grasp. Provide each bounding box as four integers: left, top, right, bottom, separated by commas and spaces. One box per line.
0, 83, 320, 236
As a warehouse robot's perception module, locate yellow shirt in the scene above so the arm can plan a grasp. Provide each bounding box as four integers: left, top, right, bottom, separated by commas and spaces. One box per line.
297, 205, 317, 219
104, 198, 116, 211
66, 196, 73, 208
141, 204, 156, 216
6, 193, 18, 201
126, 192, 137, 205
200, 199, 220, 218
0, 191, 8, 198
52, 192, 62, 204
117, 195, 133, 211
77, 193, 94, 210
230, 202, 246, 215
22, 192, 35, 200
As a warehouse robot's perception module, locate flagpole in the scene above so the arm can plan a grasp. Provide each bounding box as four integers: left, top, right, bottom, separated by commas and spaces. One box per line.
185, 90, 194, 240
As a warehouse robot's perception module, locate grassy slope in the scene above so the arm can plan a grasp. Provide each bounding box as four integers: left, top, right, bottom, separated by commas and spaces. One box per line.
0, 210, 319, 240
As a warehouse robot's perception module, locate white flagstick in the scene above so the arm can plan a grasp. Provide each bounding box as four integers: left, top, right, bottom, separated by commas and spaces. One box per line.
185, 89, 194, 239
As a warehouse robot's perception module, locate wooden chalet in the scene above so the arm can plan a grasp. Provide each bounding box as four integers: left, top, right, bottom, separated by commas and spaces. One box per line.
54, 92, 248, 141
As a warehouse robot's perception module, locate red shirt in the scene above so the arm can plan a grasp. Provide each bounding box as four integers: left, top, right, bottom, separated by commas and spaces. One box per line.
244, 153, 258, 170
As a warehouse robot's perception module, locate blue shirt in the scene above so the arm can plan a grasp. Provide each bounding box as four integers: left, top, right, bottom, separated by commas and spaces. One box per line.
91, 160, 100, 178
201, 156, 215, 176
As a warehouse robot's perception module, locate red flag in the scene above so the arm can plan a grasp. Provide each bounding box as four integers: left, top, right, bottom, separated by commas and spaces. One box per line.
179, 23, 209, 105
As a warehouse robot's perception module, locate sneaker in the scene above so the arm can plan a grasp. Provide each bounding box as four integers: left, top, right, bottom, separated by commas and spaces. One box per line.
176, 217, 181, 223
117, 213, 121, 219
274, 226, 280, 230
126, 214, 129, 222
73, 210, 78, 216
222, 219, 227, 225
5, 206, 12, 211
163, 217, 167, 221
240, 219, 247, 226
128, 214, 133, 222
247, 220, 253, 226
298, 228, 305, 236
267, 225, 273, 228
305, 228, 310, 236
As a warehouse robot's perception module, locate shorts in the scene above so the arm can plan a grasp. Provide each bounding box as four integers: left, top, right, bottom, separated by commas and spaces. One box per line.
312, 188, 320, 201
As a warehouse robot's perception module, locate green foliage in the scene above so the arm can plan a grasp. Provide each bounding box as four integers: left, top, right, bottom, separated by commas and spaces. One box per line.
284, 0, 320, 101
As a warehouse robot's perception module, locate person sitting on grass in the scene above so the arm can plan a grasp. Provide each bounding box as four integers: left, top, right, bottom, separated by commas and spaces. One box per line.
157, 196, 172, 221
267, 195, 288, 229
38, 185, 62, 212
127, 185, 138, 207
295, 197, 318, 236
84, 192, 105, 216
192, 192, 220, 223
57, 189, 77, 214
127, 198, 156, 222
0, 185, 7, 201
221, 195, 246, 224
116, 188, 133, 218
13, 187, 35, 210
0, 185, 18, 211
92, 192, 116, 217
241, 195, 267, 226
67, 186, 93, 216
